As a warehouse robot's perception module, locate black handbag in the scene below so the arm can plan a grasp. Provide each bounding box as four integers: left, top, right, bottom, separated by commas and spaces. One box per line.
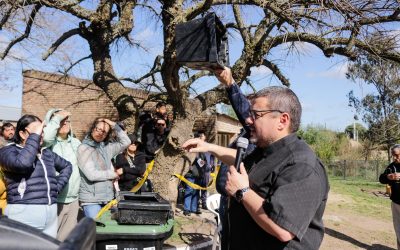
175, 12, 229, 70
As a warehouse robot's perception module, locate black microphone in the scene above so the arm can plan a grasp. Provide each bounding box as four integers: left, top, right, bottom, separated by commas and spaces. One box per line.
234, 137, 249, 171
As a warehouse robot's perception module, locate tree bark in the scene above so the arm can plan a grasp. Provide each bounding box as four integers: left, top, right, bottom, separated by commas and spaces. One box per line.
89, 34, 139, 130
151, 99, 203, 206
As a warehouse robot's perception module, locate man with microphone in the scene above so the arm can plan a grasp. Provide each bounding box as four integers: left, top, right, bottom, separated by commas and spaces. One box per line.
182, 69, 329, 249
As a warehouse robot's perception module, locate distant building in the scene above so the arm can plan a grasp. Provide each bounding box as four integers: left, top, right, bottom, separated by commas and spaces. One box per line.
22, 70, 242, 144
0, 105, 20, 124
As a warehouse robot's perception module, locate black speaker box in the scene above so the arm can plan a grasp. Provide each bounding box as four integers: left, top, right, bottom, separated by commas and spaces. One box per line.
175, 13, 229, 70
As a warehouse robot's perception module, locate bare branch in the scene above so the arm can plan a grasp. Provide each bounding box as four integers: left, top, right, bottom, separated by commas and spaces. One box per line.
262, 32, 400, 63
322, 13, 400, 36
120, 55, 163, 84
11, 0, 94, 21
244, 78, 257, 93
0, 6, 14, 30
59, 54, 92, 75
137, 3, 160, 16
42, 28, 81, 60
111, 1, 135, 40
1, 4, 41, 60
182, 70, 213, 88
185, 0, 214, 20
138, 92, 169, 110
233, 5, 250, 44
262, 59, 290, 87
195, 85, 227, 112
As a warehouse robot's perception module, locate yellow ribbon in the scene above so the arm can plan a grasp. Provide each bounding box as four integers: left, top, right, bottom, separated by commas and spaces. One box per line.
174, 165, 220, 190
129, 160, 155, 193
95, 160, 155, 220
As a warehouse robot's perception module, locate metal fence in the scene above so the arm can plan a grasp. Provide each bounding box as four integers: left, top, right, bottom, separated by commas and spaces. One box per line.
326, 160, 389, 181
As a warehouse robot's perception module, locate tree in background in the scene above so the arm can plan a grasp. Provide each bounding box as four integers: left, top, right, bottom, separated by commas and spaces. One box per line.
1, 1, 400, 201
344, 122, 367, 141
347, 42, 400, 161
298, 125, 348, 163
219, 103, 238, 120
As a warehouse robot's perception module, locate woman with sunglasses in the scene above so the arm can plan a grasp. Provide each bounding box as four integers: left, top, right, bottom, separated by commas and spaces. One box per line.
77, 118, 130, 218
115, 134, 148, 192
0, 114, 72, 237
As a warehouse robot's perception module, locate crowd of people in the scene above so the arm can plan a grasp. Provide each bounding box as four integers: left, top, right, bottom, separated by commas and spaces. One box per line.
0, 67, 333, 250
0, 101, 175, 241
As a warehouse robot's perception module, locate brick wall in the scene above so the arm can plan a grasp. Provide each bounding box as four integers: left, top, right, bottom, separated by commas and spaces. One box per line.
22, 70, 241, 143
22, 70, 149, 140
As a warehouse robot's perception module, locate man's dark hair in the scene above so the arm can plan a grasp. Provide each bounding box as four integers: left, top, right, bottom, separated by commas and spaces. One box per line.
127, 133, 140, 145
14, 115, 41, 144
156, 101, 166, 109
194, 130, 205, 138
1, 122, 14, 131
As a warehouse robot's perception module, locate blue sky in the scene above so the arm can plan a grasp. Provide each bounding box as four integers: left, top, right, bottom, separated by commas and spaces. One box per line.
0, 8, 376, 131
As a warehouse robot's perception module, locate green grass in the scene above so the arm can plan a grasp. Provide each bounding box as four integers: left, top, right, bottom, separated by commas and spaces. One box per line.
168, 216, 183, 242
166, 215, 197, 243
328, 176, 392, 221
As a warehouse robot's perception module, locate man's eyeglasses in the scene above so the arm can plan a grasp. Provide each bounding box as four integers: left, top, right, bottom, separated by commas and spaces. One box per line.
250, 109, 283, 120
94, 127, 108, 134
156, 123, 166, 127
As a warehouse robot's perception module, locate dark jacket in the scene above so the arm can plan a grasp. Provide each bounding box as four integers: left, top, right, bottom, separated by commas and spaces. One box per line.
217, 83, 255, 196
0, 134, 72, 205
379, 162, 400, 204
226, 83, 251, 134
141, 128, 169, 162
185, 152, 213, 181
115, 152, 147, 191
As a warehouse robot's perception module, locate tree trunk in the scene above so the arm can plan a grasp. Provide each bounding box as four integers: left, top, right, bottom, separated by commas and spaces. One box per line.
151, 100, 202, 207
89, 38, 138, 131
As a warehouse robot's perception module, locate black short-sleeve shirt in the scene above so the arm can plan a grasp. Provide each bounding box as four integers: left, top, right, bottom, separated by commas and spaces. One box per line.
224, 133, 329, 250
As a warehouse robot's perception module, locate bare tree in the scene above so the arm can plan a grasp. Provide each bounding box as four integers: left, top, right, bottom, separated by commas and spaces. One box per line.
1, 0, 400, 203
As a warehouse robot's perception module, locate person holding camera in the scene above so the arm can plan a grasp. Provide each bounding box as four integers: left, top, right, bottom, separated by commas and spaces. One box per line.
43, 108, 82, 241
183, 70, 329, 249
380, 144, 400, 250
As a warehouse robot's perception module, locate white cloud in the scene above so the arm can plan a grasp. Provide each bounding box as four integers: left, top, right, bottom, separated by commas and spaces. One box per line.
250, 66, 272, 76
135, 28, 156, 42
134, 28, 163, 57
306, 62, 348, 79
280, 41, 317, 55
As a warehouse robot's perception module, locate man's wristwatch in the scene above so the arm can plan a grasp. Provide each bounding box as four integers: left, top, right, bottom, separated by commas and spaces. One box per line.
235, 187, 250, 203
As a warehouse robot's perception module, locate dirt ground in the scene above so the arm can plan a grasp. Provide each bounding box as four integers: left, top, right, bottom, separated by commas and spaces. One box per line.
321, 192, 396, 250
166, 191, 398, 249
